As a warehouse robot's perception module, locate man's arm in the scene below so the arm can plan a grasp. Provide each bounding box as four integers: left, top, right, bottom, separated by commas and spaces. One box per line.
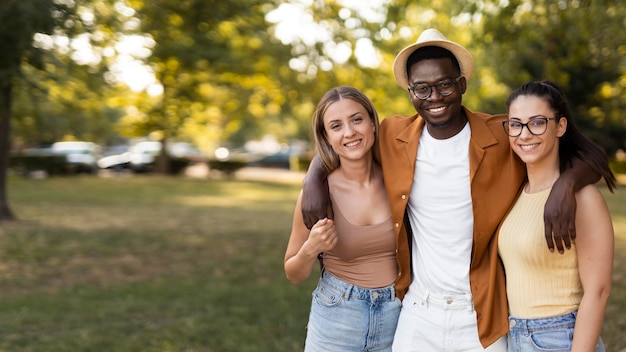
544, 158, 601, 253
301, 155, 333, 229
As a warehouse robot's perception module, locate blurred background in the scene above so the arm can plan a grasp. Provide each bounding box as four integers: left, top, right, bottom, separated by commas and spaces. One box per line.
1, 0, 626, 350
1, 0, 625, 186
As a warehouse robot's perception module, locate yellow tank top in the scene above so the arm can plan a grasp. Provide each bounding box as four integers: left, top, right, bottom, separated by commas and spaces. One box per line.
498, 188, 582, 318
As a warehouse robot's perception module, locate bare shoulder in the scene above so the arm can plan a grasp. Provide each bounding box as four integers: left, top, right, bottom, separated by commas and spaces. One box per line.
575, 184, 611, 218
575, 184, 606, 205
575, 184, 613, 240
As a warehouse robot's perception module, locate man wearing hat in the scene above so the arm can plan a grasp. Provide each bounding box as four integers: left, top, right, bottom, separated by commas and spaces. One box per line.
301, 28, 597, 351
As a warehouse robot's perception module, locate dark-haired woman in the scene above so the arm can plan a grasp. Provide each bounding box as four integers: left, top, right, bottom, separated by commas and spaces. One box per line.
499, 80, 616, 352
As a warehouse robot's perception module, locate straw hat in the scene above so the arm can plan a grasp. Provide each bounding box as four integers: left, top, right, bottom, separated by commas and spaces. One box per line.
392, 28, 474, 89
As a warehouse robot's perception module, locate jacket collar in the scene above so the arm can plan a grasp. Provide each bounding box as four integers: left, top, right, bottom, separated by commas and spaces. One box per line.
396, 106, 499, 148
464, 107, 499, 149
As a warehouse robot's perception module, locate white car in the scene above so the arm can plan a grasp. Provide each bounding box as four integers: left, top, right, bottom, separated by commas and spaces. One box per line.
51, 141, 101, 173
97, 141, 205, 173
126, 141, 161, 172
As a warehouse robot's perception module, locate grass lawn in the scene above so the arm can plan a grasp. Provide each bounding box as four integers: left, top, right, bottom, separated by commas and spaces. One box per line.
0, 173, 624, 351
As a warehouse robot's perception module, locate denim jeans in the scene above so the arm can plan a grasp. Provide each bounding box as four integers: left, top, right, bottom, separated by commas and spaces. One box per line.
304, 270, 401, 352
507, 311, 605, 352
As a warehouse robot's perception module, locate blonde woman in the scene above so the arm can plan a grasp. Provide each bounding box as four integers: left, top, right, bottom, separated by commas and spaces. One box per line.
284, 86, 399, 351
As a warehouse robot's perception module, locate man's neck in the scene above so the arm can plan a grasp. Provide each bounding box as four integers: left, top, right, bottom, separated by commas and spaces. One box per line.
426, 109, 468, 140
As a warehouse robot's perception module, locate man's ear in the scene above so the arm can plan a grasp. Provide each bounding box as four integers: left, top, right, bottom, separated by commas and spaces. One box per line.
459, 76, 467, 95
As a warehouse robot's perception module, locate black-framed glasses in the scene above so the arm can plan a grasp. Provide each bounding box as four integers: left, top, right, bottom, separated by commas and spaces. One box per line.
502, 116, 559, 137
408, 76, 462, 100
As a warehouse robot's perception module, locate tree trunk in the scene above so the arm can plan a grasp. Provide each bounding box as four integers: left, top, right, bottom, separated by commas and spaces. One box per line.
156, 138, 171, 174
0, 83, 16, 221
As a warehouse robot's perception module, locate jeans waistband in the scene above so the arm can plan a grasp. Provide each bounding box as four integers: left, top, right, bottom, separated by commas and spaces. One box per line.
509, 311, 578, 333
320, 270, 396, 302
406, 285, 474, 312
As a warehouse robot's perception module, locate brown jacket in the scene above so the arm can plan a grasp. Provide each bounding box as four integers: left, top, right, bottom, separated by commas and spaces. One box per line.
378, 107, 525, 348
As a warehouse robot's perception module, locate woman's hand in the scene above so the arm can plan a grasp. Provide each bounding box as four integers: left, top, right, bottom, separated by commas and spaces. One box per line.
304, 218, 337, 255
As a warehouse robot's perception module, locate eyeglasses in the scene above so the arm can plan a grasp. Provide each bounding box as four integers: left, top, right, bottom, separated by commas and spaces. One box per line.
408, 76, 462, 100
502, 116, 559, 137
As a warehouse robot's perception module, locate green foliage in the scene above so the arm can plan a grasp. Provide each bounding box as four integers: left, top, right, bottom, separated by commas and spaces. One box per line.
6, 0, 626, 159
610, 159, 626, 175
473, 0, 626, 154
207, 159, 248, 175
130, 0, 298, 152
6, 0, 142, 149
8, 153, 69, 176
12, 59, 125, 146
0, 0, 61, 87
131, 156, 195, 175
0, 0, 78, 219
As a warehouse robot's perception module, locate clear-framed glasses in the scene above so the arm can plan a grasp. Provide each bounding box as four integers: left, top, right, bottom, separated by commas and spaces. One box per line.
408, 76, 462, 100
502, 115, 559, 137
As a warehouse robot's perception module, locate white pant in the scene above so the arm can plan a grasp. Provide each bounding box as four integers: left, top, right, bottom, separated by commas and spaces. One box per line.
392, 288, 507, 352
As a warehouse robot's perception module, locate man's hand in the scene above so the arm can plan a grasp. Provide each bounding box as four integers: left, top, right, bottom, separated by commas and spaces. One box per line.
301, 179, 332, 229
301, 156, 332, 229
544, 178, 576, 254
544, 158, 600, 253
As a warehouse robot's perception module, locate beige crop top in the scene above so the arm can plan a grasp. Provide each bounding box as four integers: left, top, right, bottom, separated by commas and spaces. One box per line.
321, 200, 397, 289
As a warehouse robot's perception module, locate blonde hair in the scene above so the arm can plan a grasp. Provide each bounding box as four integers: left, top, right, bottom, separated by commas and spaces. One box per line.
311, 86, 380, 173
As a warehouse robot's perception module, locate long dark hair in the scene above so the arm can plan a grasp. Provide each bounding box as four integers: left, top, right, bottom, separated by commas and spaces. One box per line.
506, 80, 616, 191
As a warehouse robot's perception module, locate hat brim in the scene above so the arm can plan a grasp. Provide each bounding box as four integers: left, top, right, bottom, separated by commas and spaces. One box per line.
392, 39, 474, 89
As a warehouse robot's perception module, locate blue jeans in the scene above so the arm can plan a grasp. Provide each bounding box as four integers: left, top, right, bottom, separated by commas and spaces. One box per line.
507, 311, 605, 352
304, 270, 401, 352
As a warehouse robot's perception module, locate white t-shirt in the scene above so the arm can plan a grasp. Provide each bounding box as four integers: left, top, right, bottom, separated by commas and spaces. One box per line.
406, 122, 473, 295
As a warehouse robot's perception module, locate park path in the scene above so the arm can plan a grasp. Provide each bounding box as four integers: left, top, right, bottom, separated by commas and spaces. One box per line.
234, 166, 306, 184
184, 162, 306, 185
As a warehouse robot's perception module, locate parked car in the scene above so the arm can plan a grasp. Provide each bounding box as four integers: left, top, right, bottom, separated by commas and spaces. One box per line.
247, 147, 311, 170
126, 141, 161, 173
98, 141, 205, 174
97, 145, 131, 170
51, 141, 101, 174
9, 141, 101, 177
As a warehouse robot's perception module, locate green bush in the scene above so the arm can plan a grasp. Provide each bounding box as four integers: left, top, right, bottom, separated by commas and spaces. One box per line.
610, 159, 626, 175
9, 154, 71, 176
208, 159, 247, 174
169, 157, 194, 174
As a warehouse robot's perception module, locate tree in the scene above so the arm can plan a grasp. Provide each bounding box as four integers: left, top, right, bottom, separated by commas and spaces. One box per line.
5, 0, 624, 176
10, 0, 159, 149
0, 0, 74, 221
126, 0, 296, 171
38, 0, 479, 162
12, 53, 125, 147
469, 0, 626, 155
